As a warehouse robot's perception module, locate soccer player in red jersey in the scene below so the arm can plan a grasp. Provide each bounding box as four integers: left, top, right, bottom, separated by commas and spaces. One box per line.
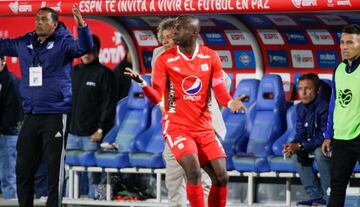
125, 15, 245, 207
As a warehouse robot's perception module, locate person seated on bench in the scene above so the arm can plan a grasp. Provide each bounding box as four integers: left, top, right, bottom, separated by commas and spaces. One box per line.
283, 73, 331, 206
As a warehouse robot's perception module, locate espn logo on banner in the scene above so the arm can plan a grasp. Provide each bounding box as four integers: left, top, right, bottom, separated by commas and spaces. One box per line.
291, 50, 314, 68
215, 50, 233, 68
257, 29, 284, 45
225, 30, 251, 46
134, 30, 158, 46
307, 29, 334, 45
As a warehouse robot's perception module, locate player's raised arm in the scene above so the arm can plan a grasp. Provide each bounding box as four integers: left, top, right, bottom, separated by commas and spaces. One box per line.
124, 67, 162, 104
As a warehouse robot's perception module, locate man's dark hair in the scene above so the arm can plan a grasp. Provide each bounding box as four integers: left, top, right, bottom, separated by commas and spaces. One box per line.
37, 7, 58, 23
92, 35, 101, 53
298, 73, 321, 90
176, 15, 200, 33
0, 55, 4, 61
342, 24, 360, 35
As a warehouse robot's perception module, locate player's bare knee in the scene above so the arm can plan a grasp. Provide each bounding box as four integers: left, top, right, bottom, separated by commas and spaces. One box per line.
185, 167, 202, 184
215, 171, 228, 186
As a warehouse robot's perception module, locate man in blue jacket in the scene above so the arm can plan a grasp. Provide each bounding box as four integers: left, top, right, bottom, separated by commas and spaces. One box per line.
283, 74, 331, 206
0, 5, 93, 207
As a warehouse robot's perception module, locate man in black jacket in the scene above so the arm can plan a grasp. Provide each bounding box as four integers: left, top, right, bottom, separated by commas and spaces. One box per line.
0, 55, 22, 199
67, 35, 116, 199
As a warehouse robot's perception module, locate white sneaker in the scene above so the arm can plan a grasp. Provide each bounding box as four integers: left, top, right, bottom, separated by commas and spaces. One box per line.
39, 196, 48, 203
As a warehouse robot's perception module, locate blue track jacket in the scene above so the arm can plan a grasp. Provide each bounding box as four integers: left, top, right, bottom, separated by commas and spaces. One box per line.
0, 22, 93, 113
292, 94, 329, 151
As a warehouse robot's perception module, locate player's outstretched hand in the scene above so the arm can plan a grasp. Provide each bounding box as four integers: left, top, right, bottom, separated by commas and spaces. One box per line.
124, 67, 144, 83
72, 4, 86, 27
229, 96, 246, 113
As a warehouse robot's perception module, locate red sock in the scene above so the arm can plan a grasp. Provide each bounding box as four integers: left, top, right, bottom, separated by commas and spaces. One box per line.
186, 183, 205, 207
208, 185, 228, 207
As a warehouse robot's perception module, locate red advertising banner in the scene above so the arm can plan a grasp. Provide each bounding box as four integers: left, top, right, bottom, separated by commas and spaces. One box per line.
0, 0, 358, 16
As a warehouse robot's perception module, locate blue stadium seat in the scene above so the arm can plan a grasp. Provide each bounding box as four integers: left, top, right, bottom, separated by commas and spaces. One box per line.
267, 104, 297, 172
232, 75, 287, 172
103, 97, 130, 144
129, 106, 165, 168
70, 151, 96, 167
221, 79, 259, 170
65, 150, 82, 166
95, 76, 153, 168
353, 162, 360, 173
64, 94, 129, 167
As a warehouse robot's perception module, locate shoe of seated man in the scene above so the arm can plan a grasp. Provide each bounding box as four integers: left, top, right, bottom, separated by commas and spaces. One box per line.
312, 198, 327, 206
296, 197, 326, 206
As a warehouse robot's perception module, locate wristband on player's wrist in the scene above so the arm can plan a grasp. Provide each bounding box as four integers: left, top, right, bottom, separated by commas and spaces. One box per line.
157, 101, 164, 108
138, 80, 147, 87
227, 99, 233, 108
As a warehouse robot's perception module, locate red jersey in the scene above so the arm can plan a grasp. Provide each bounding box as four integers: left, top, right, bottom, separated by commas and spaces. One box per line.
152, 44, 226, 132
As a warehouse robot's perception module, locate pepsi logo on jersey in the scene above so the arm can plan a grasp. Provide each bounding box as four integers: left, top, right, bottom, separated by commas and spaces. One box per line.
182, 76, 202, 101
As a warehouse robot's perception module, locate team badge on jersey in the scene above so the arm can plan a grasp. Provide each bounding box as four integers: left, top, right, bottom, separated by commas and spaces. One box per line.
201, 64, 209, 71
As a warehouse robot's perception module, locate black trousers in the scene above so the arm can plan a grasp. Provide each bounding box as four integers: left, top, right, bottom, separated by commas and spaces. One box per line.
16, 114, 69, 207
328, 135, 360, 207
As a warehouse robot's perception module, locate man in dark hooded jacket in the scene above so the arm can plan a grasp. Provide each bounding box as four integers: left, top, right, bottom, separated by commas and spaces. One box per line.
0, 5, 93, 207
